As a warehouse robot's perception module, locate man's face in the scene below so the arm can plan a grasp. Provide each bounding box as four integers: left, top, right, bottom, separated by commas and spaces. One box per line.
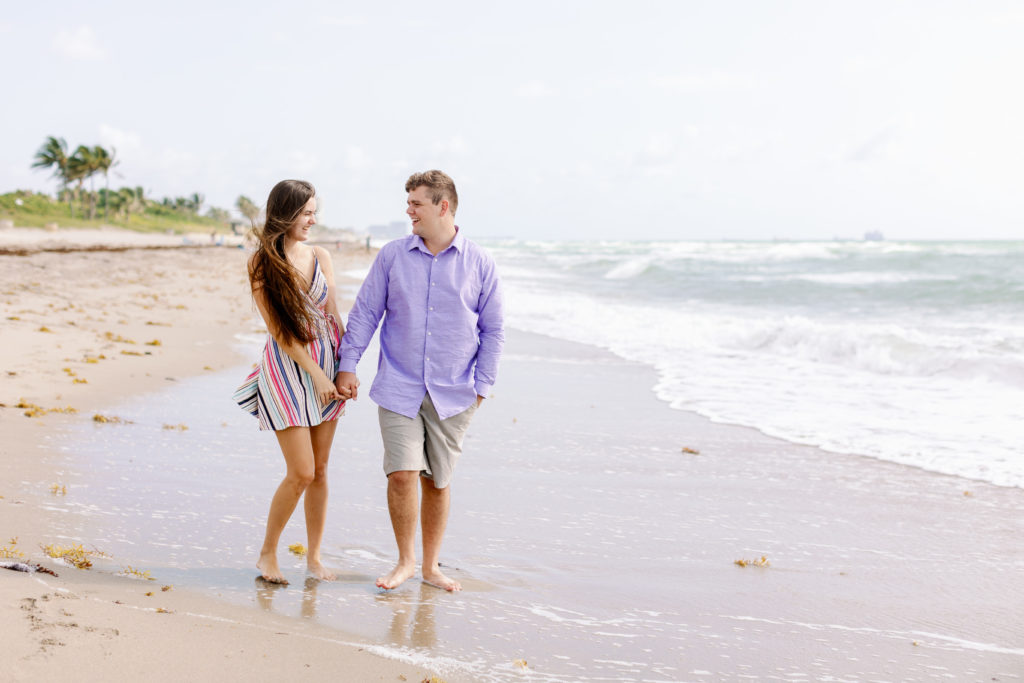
406, 185, 445, 238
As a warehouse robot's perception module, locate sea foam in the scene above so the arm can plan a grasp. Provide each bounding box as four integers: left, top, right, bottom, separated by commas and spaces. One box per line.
488, 238, 1024, 488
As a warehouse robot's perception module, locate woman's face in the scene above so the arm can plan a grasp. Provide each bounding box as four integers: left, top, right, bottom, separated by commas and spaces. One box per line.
287, 196, 317, 242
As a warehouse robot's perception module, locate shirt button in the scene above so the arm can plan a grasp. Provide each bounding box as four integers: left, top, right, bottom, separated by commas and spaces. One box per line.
431, 282, 436, 286
429, 306, 434, 311
427, 331, 432, 335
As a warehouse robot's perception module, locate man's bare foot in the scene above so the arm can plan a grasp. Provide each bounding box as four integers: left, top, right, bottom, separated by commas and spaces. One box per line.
422, 566, 461, 592
257, 552, 288, 585
307, 558, 337, 581
376, 562, 416, 590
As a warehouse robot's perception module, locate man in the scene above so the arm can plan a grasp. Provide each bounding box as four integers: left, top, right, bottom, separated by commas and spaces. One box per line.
336, 170, 504, 591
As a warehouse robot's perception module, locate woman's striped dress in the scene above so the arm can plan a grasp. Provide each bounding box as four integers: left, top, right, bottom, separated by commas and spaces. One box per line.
233, 258, 345, 431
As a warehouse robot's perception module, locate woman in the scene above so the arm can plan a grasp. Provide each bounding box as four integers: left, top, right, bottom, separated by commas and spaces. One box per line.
233, 179, 350, 584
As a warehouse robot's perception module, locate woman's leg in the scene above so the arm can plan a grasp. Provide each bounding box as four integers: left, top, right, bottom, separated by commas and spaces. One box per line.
304, 418, 339, 580
257, 426, 315, 584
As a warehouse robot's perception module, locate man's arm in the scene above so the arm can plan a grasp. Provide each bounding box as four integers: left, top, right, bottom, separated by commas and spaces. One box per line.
336, 248, 390, 399
473, 254, 504, 404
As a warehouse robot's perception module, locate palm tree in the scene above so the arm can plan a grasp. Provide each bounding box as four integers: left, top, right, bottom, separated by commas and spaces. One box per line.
68, 145, 102, 219
93, 146, 118, 220
31, 136, 72, 216
115, 187, 134, 220
64, 154, 87, 220
190, 192, 205, 215
236, 195, 260, 223
206, 206, 231, 224
116, 187, 144, 222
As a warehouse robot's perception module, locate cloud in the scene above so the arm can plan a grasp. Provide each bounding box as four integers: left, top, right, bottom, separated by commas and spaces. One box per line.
845, 125, 898, 163
154, 147, 198, 171
99, 124, 143, 154
345, 146, 369, 169
630, 127, 699, 169
53, 25, 106, 61
320, 16, 367, 27
430, 136, 468, 157
633, 133, 681, 168
649, 70, 754, 93
516, 80, 555, 98
287, 150, 321, 174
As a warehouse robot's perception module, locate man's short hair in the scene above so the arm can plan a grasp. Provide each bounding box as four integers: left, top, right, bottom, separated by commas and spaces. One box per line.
405, 170, 458, 216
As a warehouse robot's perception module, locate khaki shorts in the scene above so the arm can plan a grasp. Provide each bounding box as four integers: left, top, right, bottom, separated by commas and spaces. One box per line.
378, 393, 478, 489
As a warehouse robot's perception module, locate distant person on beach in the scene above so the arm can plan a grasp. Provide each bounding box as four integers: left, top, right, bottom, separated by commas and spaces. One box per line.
233, 179, 352, 584
336, 170, 504, 591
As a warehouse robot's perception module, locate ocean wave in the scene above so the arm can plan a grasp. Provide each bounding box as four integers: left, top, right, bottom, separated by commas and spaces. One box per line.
488, 238, 1024, 267
793, 272, 959, 285
603, 258, 653, 279
501, 278, 1024, 488
727, 272, 960, 285
508, 286, 1024, 384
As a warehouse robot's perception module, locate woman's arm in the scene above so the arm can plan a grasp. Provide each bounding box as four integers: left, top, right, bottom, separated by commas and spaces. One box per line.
314, 246, 345, 336
249, 260, 340, 405
314, 246, 358, 400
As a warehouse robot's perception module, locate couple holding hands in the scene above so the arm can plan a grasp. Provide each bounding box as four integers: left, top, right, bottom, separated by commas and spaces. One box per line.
234, 170, 504, 592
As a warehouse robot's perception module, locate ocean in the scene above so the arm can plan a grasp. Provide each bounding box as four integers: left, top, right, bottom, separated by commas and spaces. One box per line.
487, 239, 1024, 489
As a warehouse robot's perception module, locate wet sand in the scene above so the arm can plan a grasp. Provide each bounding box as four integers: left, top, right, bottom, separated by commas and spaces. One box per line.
0, 230, 439, 682
2, 228, 1023, 681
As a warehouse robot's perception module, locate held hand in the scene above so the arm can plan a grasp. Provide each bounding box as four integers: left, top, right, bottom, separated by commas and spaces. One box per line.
336, 371, 359, 401
476, 395, 484, 408
314, 371, 343, 406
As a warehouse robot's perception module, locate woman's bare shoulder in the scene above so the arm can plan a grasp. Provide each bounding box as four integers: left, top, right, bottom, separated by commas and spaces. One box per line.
313, 244, 334, 267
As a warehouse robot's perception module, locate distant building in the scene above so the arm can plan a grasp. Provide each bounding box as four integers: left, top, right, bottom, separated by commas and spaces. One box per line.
863, 230, 884, 241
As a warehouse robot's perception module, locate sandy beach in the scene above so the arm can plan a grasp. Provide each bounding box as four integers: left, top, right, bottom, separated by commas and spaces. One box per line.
0, 228, 440, 682
2, 227, 1023, 682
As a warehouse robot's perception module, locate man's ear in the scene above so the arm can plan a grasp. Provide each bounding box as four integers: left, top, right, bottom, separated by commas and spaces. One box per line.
440, 199, 449, 216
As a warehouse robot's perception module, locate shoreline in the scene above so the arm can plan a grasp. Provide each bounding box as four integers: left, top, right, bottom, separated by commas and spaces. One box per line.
35, 328, 1023, 680
3, 230, 1022, 680
0, 225, 370, 256
0, 235, 442, 682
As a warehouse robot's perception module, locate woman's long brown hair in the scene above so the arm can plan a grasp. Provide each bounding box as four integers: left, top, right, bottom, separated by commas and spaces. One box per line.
248, 179, 318, 346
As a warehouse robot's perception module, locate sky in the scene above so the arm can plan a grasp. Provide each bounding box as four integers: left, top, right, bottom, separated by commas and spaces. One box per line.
2, 1, 1022, 241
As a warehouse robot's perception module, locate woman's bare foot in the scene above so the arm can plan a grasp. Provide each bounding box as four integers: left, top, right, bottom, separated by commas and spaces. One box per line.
422, 566, 461, 592
307, 558, 337, 581
376, 561, 416, 590
257, 552, 288, 585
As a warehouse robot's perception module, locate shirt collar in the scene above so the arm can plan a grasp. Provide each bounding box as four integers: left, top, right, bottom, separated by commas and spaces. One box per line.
408, 226, 464, 255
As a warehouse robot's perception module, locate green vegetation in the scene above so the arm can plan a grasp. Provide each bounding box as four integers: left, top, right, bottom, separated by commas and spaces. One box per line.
0, 189, 230, 232
236, 195, 259, 223
4, 135, 242, 233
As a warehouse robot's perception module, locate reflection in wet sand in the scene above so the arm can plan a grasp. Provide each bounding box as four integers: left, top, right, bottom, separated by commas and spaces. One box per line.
58, 335, 1024, 683
254, 575, 287, 611
301, 577, 320, 619
379, 583, 439, 649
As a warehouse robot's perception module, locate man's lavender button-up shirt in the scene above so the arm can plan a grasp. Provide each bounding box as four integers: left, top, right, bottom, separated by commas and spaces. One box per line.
338, 229, 505, 420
